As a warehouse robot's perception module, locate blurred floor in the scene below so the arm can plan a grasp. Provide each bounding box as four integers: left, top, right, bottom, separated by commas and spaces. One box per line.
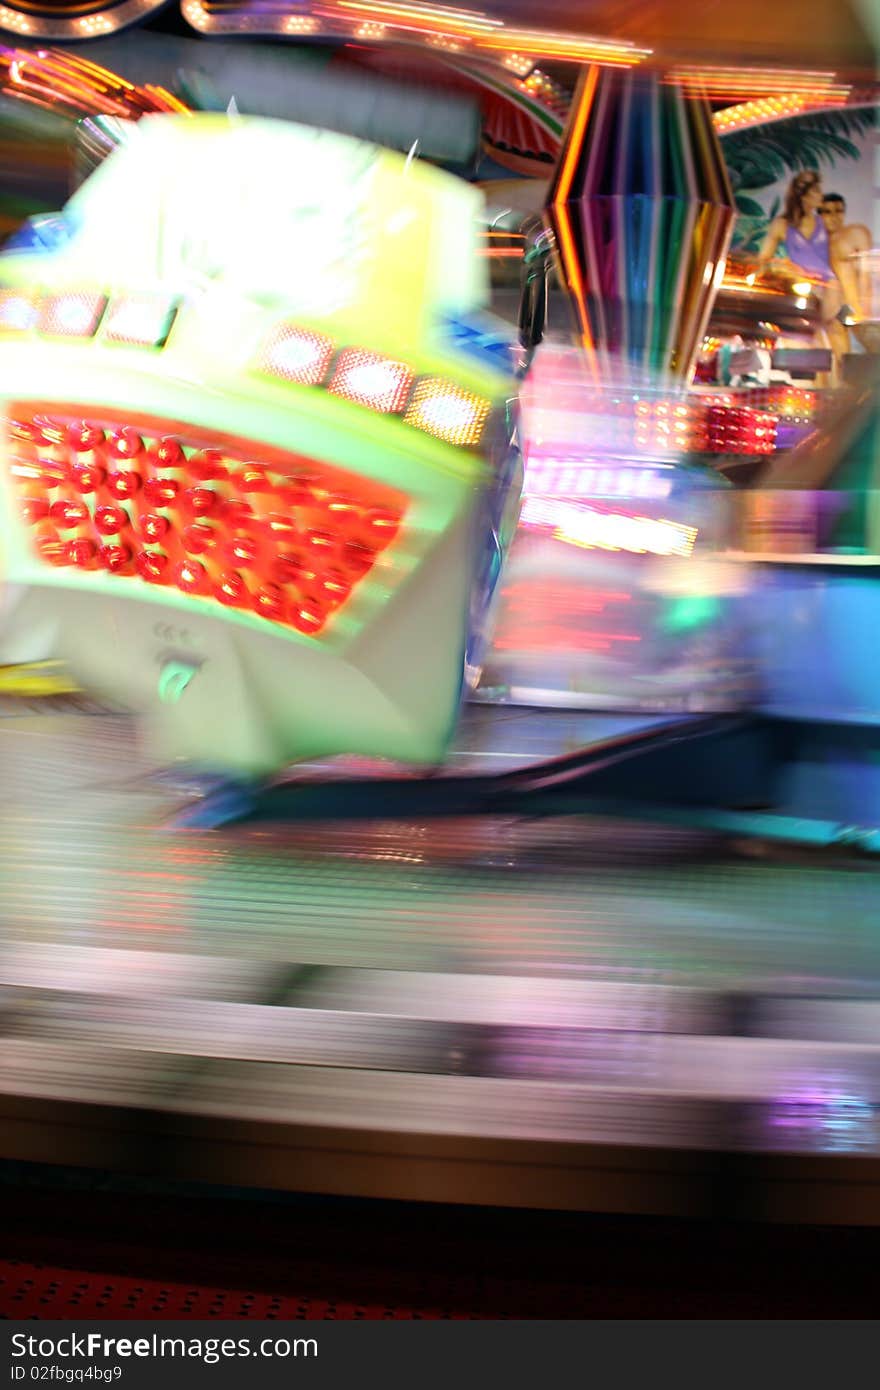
0, 704, 879, 1222
2, 1172, 880, 1318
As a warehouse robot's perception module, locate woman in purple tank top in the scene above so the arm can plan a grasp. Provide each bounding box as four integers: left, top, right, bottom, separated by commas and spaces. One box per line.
758, 169, 848, 365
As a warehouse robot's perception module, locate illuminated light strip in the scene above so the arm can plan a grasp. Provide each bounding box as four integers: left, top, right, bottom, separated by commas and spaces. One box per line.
713, 90, 851, 133
425, 34, 464, 49
61, 50, 134, 89
142, 84, 192, 115
76, 14, 115, 36
0, 286, 178, 350
474, 30, 650, 64
181, 0, 210, 30
334, 0, 503, 35
550, 65, 599, 363
671, 66, 844, 97
0, 44, 191, 121
0, 0, 168, 40
523, 458, 673, 500
181, 3, 647, 66
503, 52, 534, 77
520, 495, 698, 558
42, 51, 136, 94
0, 5, 30, 33
255, 322, 498, 448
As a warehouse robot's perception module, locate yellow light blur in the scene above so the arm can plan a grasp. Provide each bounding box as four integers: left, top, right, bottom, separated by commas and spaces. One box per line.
404, 378, 491, 449
712, 89, 849, 132
335, 0, 502, 36
474, 29, 650, 64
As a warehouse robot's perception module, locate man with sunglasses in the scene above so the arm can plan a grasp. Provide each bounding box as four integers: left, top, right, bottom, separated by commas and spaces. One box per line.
820, 193, 875, 348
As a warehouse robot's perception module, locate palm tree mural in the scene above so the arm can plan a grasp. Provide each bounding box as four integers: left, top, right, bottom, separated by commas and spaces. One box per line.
722, 104, 877, 253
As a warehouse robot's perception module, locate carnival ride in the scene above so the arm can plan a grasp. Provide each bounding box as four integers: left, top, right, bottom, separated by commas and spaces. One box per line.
0, 10, 878, 1221
0, 109, 877, 854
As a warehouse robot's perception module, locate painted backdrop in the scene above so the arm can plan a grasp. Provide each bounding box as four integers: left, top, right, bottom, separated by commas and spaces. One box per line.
726, 105, 878, 254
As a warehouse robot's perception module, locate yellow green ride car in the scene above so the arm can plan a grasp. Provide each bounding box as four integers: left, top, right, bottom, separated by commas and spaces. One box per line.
0, 114, 521, 777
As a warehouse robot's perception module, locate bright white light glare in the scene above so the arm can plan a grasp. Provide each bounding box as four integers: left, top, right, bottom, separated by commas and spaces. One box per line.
795, 296, 808, 310
270, 338, 321, 373
59, 301, 93, 333
524, 459, 672, 500
345, 362, 401, 398
42, 295, 104, 337
0, 295, 36, 330
105, 296, 175, 346
419, 394, 477, 432
792, 281, 812, 296
521, 495, 698, 558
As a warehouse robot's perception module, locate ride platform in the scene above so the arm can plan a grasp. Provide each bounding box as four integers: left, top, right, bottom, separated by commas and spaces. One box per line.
1, 699, 880, 1223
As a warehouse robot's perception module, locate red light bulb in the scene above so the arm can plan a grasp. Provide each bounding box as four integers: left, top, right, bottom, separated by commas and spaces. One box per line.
263, 512, 301, 542
223, 533, 260, 568
188, 449, 226, 481
37, 537, 67, 566
362, 508, 401, 549
304, 528, 336, 556
253, 584, 285, 621
155, 437, 184, 469
136, 550, 169, 583
66, 422, 104, 452
270, 551, 313, 586
341, 540, 375, 576
321, 570, 352, 607
108, 470, 142, 499
217, 498, 254, 528
215, 571, 247, 606
139, 512, 169, 542
38, 461, 70, 487
236, 466, 271, 494
67, 538, 97, 568
183, 487, 217, 517
108, 427, 143, 459
13, 421, 45, 445
33, 417, 64, 446
143, 477, 180, 507
175, 559, 208, 594
290, 600, 327, 636
277, 482, 314, 512
182, 521, 216, 554
100, 543, 132, 572
71, 463, 107, 494
19, 497, 49, 524
95, 505, 127, 536
326, 497, 362, 528
49, 499, 88, 529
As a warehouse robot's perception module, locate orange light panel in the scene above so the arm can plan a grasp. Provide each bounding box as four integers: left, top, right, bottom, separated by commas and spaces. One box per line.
38, 292, 106, 339
328, 349, 414, 413
403, 378, 490, 448
0, 287, 38, 333
6, 408, 409, 639
103, 295, 177, 348
258, 325, 335, 386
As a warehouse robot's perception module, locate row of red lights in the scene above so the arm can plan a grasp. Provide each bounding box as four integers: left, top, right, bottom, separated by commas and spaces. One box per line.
9, 414, 407, 637
525, 395, 779, 457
